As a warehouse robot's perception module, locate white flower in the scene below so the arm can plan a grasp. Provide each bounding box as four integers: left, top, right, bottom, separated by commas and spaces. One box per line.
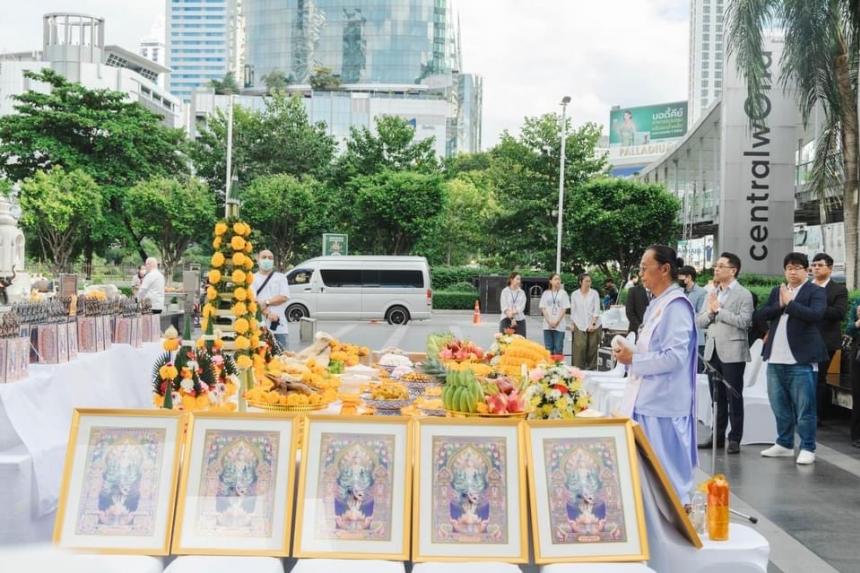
180, 378, 194, 392
548, 389, 562, 401
548, 410, 562, 420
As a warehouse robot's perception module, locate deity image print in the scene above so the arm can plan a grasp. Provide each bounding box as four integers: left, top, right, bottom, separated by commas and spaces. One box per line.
75, 427, 166, 537
317, 433, 394, 541
543, 437, 627, 545
195, 430, 279, 537
431, 436, 507, 544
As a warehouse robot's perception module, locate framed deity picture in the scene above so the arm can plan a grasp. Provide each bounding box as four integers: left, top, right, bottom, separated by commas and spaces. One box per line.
525, 418, 648, 564
632, 423, 702, 548
53, 409, 184, 555
412, 417, 528, 563
294, 415, 412, 560
172, 412, 299, 556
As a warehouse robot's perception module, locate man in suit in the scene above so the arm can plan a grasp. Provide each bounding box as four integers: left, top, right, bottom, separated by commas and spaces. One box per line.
811, 253, 848, 423
625, 270, 649, 335
696, 252, 754, 454
679, 265, 708, 372
755, 252, 829, 465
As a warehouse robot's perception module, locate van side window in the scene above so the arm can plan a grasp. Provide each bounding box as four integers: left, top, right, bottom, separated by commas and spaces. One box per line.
287, 268, 313, 285
320, 269, 362, 287
359, 270, 421, 287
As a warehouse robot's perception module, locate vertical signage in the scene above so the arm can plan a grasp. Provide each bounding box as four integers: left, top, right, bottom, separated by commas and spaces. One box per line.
719, 35, 799, 275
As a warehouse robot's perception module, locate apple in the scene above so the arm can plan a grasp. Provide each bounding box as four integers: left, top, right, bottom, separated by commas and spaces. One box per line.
496, 377, 514, 395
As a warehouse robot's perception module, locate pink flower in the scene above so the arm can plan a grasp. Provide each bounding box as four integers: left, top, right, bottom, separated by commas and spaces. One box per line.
529, 368, 545, 382
569, 367, 583, 380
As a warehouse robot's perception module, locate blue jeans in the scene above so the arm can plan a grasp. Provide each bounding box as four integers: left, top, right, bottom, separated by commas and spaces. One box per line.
274, 332, 288, 352
767, 363, 817, 452
543, 330, 565, 355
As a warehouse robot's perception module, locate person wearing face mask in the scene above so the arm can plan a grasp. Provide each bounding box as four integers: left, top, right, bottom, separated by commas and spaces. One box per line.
678, 265, 707, 367
254, 250, 291, 351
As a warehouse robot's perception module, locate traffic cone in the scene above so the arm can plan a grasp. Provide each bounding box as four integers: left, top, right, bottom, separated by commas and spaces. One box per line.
473, 300, 481, 324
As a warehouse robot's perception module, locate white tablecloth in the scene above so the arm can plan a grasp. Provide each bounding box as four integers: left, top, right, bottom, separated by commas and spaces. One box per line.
0, 342, 163, 516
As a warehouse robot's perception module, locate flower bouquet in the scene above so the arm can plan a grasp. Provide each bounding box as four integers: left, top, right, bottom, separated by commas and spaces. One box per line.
524, 362, 590, 420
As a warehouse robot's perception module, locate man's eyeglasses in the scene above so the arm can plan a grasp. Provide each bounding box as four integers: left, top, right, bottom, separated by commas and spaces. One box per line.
785, 265, 807, 272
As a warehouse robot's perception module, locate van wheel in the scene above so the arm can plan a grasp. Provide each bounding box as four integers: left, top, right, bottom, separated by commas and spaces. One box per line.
386, 306, 410, 325
286, 304, 309, 322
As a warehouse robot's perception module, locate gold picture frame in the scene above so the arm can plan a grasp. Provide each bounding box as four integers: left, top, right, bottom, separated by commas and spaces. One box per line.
53, 408, 184, 555
525, 418, 649, 564
172, 411, 300, 556
632, 423, 702, 548
412, 417, 529, 563
293, 415, 413, 560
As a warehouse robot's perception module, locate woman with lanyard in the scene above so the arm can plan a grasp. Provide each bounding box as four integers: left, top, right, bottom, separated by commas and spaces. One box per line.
500, 272, 527, 336
613, 245, 698, 504
540, 273, 570, 355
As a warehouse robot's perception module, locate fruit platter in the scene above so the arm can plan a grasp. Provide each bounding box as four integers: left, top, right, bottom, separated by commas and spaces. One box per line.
441, 369, 528, 418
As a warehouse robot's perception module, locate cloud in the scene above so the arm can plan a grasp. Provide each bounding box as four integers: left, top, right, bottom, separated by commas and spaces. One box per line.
455, 0, 689, 147
0, 1, 689, 149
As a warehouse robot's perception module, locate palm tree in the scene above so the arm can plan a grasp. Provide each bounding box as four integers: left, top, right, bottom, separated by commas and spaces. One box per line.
727, 1, 860, 288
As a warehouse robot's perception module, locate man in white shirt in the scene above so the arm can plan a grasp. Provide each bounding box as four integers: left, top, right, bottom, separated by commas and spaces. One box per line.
137, 257, 165, 314
254, 249, 291, 351
570, 273, 601, 370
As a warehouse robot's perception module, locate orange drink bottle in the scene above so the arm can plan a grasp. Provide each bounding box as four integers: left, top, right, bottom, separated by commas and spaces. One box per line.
707, 474, 730, 541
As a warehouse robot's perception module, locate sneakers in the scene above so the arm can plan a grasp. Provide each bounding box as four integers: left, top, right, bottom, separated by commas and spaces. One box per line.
796, 450, 816, 465
760, 444, 794, 457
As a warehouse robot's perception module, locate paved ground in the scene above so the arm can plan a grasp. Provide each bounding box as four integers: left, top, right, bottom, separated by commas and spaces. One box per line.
283, 311, 860, 573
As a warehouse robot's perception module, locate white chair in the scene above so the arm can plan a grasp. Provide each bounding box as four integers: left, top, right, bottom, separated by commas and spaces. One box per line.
541, 564, 655, 573
291, 559, 404, 573
0, 547, 164, 573
743, 341, 764, 387
413, 563, 521, 573
165, 556, 283, 573
72, 555, 165, 573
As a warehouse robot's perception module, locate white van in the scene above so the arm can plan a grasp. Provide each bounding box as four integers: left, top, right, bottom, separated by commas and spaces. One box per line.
284, 256, 432, 324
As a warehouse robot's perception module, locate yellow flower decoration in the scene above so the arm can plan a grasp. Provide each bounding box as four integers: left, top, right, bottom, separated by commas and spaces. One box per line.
206, 286, 218, 301
231, 235, 245, 251
245, 273, 254, 286
232, 252, 246, 267
213, 237, 222, 249
232, 302, 247, 317
244, 241, 253, 254
250, 318, 259, 330
181, 395, 197, 411
250, 335, 260, 348
248, 301, 258, 313
233, 222, 245, 235
244, 258, 254, 270
232, 269, 246, 284
203, 303, 215, 317
159, 365, 177, 379
236, 354, 253, 369
234, 287, 248, 301
163, 338, 180, 352
215, 222, 228, 236
234, 318, 250, 334
196, 394, 210, 409
234, 336, 251, 350
208, 269, 222, 285
211, 252, 225, 268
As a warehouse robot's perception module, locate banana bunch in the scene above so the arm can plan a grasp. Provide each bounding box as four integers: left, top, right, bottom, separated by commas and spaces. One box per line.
442, 369, 484, 413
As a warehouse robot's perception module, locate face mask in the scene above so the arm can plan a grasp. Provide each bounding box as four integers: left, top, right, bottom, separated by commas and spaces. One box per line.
260, 259, 274, 272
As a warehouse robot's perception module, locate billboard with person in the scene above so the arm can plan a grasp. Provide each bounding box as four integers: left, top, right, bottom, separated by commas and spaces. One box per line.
608, 102, 688, 161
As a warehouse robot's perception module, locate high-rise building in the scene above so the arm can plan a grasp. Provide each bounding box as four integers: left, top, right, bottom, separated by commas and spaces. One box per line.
139, 38, 166, 87
688, 0, 725, 126
166, 0, 243, 101
243, 0, 457, 87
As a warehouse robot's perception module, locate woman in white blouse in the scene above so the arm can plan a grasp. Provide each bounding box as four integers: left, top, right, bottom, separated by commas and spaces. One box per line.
500, 272, 527, 335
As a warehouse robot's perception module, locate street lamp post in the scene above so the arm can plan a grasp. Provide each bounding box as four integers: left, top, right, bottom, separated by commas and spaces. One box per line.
555, 96, 571, 275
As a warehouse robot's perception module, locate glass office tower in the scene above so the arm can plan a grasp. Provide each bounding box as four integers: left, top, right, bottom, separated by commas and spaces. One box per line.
244, 0, 457, 86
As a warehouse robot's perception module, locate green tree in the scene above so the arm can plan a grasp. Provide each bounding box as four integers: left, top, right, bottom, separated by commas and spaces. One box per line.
417, 174, 499, 265
240, 174, 330, 266
443, 152, 493, 178
567, 178, 681, 281
191, 93, 336, 199
333, 116, 440, 185
350, 170, 445, 255
0, 69, 188, 266
261, 69, 290, 93
489, 114, 607, 269
310, 66, 342, 91
19, 167, 103, 274
124, 177, 216, 281
210, 72, 240, 95
727, 1, 860, 287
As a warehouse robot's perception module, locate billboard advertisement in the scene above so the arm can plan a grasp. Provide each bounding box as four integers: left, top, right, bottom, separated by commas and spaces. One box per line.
608, 101, 688, 162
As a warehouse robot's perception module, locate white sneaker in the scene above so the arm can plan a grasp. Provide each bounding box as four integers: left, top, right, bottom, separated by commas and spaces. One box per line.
760, 444, 794, 457
796, 450, 816, 465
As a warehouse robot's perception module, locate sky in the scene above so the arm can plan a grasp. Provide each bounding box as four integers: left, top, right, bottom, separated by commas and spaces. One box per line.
0, 0, 690, 148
